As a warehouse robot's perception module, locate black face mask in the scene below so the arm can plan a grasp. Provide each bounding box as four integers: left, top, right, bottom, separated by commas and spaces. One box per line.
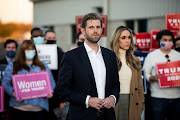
77, 42, 84, 46
46, 40, 56, 44
175, 47, 180, 52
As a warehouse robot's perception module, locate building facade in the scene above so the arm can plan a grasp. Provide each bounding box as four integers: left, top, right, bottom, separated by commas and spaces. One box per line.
31, 0, 180, 51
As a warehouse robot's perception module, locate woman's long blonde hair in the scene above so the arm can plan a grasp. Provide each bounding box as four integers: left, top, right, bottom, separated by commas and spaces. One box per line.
110, 26, 140, 71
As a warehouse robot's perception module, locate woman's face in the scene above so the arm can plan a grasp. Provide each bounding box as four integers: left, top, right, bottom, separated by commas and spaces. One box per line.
118, 30, 131, 50
25, 46, 35, 52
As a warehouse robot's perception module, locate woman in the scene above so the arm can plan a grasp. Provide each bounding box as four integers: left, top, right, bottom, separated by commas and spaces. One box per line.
2, 40, 56, 120
110, 26, 144, 120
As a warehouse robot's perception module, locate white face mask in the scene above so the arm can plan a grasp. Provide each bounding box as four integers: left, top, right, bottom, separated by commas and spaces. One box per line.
33, 36, 44, 44
25, 50, 36, 60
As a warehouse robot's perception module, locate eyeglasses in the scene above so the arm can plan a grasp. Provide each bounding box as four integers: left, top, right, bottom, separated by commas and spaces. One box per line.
165, 55, 170, 62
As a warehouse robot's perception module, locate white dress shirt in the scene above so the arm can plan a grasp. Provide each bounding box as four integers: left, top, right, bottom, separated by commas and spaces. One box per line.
84, 42, 116, 108
84, 42, 106, 99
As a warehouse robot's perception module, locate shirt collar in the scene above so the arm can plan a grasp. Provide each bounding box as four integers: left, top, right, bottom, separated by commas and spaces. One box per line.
5, 56, 15, 64
84, 41, 101, 54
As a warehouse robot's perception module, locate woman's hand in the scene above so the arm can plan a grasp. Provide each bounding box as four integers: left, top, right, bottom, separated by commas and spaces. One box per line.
13, 92, 23, 102
47, 94, 53, 99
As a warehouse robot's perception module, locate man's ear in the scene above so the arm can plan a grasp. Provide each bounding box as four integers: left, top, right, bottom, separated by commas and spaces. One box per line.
81, 28, 85, 36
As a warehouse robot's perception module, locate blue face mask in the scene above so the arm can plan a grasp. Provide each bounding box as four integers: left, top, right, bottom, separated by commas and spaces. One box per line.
33, 36, 44, 44
25, 50, 36, 60
6, 50, 16, 58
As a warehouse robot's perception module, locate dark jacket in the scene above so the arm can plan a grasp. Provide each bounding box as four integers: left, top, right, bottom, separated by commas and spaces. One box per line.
55, 45, 120, 120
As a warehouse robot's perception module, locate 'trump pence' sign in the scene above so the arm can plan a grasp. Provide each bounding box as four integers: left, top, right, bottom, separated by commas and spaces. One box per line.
135, 33, 151, 51
156, 61, 180, 88
166, 13, 180, 31
12, 71, 53, 101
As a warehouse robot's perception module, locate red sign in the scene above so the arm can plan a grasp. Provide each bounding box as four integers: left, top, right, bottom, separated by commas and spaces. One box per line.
166, 13, 180, 31
76, 15, 107, 36
0, 86, 4, 112
12, 71, 53, 101
156, 61, 180, 88
150, 30, 178, 51
135, 33, 151, 51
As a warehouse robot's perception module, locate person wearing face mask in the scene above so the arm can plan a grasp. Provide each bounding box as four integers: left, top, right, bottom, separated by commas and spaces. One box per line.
2, 40, 56, 120
76, 31, 85, 47
143, 30, 180, 120
174, 37, 180, 52
0, 39, 18, 65
30, 27, 44, 44
0, 39, 18, 120
44, 30, 64, 120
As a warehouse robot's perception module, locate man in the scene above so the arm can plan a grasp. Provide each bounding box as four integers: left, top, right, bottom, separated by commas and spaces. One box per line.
44, 30, 64, 82
56, 13, 120, 120
76, 31, 85, 47
44, 30, 64, 120
30, 27, 44, 44
174, 37, 180, 52
0, 39, 18, 120
143, 30, 180, 120
0, 39, 18, 65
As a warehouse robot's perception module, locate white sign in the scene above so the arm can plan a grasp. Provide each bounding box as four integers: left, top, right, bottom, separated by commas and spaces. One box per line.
36, 44, 58, 70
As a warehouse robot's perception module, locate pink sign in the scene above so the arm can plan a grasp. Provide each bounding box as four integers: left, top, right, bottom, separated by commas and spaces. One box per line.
135, 32, 151, 51
150, 30, 178, 51
76, 15, 107, 36
12, 71, 53, 101
166, 13, 180, 31
0, 86, 4, 112
156, 61, 180, 88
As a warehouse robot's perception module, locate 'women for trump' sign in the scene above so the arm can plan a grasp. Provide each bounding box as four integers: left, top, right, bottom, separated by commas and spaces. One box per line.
12, 71, 53, 101
156, 61, 180, 88
0, 86, 4, 112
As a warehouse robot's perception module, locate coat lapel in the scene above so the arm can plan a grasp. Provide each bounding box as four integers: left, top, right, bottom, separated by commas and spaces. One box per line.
80, 45, 96, 86
101, 47, 110, 91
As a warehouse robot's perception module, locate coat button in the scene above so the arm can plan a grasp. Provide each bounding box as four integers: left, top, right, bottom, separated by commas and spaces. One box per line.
136, 103, 139, 105
135, 88, 138, 90
132, 94, 133, 95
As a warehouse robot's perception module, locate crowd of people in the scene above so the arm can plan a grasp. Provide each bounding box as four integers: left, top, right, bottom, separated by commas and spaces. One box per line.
0, 13, 180, 120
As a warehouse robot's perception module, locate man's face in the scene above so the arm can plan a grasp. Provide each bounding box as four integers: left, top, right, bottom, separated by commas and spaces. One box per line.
76, 34, 85, 43
5, 42, 17, 52
44, 32, 56, 43
161, 35, 173, 43
32, 30, 43, 39
81, 20, 102, 44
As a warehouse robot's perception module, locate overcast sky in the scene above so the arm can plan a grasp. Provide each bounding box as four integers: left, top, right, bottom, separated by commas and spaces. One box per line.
0, 0, 33, 24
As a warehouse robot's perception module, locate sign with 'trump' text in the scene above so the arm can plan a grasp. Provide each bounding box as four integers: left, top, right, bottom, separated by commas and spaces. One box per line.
166, 13, 180, 31
156, 61, 180, 88
12, 71, 53, 101
0, 85, 4, 112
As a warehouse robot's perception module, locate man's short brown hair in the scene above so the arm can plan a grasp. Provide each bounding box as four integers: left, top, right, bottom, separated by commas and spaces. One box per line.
81, 13, 103, 29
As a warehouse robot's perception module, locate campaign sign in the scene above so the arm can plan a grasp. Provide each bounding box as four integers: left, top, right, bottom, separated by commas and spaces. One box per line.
150, 30, 178, 51
76, 15, 107, 36
135, 33, 151, 51
166, 13, 180, 31
134, 51, 149, 66
0, 86, 4, 112
0, 64, 7, 83
12, 71, 53, 101
156, 61, 180, 88
36, 44, 58, 70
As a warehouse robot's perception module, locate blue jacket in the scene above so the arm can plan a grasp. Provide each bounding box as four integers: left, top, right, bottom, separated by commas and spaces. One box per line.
2, 62, 56, 111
